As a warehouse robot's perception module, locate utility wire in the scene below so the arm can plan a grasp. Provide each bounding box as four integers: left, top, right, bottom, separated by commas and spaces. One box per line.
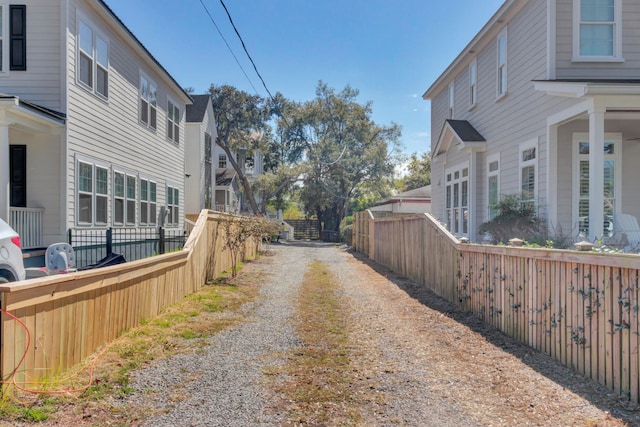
218, 0, 275, 101
198, 0, 259, 94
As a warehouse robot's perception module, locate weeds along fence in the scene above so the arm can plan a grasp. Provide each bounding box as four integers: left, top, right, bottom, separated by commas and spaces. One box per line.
353, 210, 640, 403
0, 210, 261, 385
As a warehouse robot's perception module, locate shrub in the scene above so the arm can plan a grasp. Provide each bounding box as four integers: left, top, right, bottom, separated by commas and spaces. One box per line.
479, 194, 546, 245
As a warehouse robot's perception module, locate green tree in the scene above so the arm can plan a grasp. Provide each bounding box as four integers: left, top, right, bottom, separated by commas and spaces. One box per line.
295, 82, 401, 232
400, 152, 431, 192
209, 84, 270, 215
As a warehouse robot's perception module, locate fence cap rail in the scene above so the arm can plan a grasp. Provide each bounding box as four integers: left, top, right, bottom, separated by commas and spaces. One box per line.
0, 250, 188, 293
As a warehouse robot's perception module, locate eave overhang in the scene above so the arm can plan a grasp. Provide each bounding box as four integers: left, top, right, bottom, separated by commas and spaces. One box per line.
0, 96, 65, 133
433, 120, 486, 157
533, 80, 640, 98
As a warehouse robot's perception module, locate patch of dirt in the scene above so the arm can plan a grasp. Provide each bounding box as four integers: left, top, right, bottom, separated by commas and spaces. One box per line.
340, 250, 639, 426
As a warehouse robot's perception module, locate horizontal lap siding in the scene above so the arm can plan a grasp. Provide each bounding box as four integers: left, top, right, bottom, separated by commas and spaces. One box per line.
556, 0, 640, 79
1, 1, 63, 110
66, 1, 187, 227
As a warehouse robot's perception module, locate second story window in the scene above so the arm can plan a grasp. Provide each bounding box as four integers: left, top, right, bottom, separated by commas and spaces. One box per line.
574, 0, 621, 60
496, 29, 507, 98
77, 18, 108, 98
219, 154, 227, 169
167, 100, 180, 144
448, 83, 455, 119
469, 59, 477, 108
140, 75, 157, 130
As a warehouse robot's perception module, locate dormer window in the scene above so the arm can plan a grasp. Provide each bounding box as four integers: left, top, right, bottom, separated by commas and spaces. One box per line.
573, 0, 622, 61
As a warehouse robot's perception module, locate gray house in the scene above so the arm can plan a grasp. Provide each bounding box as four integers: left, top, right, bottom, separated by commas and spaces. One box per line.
424, 0, 640, 243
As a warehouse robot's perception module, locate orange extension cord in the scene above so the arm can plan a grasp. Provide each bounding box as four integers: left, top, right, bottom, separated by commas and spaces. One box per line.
0, 308, 108, 396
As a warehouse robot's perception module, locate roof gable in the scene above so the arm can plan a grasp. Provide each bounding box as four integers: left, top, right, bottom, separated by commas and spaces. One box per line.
186, 95, 211, 123
433, 120, 486, 157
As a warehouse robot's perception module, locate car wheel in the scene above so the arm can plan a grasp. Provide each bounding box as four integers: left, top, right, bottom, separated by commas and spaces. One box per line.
0, 271, 14, 284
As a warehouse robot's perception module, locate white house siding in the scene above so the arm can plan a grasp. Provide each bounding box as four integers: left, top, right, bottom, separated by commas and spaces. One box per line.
0, 1, 63, 110
556, 0, 640, 79
185, 122, 205, 215
185, 103, 216, 215
64, 0, 187, 229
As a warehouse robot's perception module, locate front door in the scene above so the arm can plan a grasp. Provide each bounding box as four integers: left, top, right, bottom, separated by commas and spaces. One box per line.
9, 145, 26, 207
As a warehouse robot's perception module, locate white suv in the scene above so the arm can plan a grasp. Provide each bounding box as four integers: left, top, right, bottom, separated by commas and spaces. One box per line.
0, 218, 26, 283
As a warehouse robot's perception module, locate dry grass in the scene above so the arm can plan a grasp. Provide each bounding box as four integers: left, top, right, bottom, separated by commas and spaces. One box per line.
0, 270, 261, 426
269, 260, 362, 425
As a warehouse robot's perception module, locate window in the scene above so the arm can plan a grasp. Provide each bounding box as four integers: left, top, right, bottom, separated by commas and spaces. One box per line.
77, 18, 109, 97
573, 133, 620, 238
167, 100, 180, 143
469, 58, 477, 108
487, 155, 500, 220
9, 5, 26, 71
140, 178, 157, 225
573, 0, 622, 60
77, 160, 108, 226
167, 185, 179, 226
497, 29, 507, 98
218, 154, 227, 169
448, 83, 455, 119
113, 170, 136, 226
445, 164, 469, 236
519, 141, 537, 212
140, 75, 157, 129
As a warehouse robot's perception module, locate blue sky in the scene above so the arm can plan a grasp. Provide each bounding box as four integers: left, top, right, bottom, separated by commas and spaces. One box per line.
106, 0, 505, 155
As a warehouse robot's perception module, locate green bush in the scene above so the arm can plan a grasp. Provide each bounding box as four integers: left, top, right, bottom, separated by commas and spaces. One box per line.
479, 194, 545, 245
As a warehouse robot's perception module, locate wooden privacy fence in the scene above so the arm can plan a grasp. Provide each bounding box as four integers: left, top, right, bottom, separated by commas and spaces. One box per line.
353, 210, 640, 403
0, 210, 261, 385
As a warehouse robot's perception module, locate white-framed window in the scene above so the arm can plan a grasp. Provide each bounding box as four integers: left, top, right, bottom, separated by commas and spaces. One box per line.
218, 154, 227, 169
496, 28, 508, 98
445, 163, 470, 236
487, 154, 500, 220
573, 0, 622, 61
166, 185, 179, 226
140, 74, 157, 130
0, 5, 5, 73
573, 133, 621, 238
77, 16, 109, 98
469, 58, 477, 108
519, 140, 538, 212
76, 157, 109, 226
448, 82, 455, 119
139, 177, 157, 225
167, 99, 180, 144
113, 169, 136, 226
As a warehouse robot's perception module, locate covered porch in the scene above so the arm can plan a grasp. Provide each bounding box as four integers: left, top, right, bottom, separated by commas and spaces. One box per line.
0, 96, 65, 248
214, 168, 240, 214
537, 81, 640, 243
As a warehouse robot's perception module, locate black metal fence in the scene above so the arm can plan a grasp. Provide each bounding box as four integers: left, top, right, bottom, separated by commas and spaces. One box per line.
68, 227, 186, 269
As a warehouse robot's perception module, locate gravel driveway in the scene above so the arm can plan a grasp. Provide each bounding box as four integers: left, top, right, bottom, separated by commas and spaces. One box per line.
124, 242, 639, 426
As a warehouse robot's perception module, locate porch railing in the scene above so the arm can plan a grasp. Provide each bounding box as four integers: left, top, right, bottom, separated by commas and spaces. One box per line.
9, 207, 45, 249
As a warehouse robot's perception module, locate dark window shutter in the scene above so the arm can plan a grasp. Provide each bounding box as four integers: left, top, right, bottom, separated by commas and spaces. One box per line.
10, 5, 26, 71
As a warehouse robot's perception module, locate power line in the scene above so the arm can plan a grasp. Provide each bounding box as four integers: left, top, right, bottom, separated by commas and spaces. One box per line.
198, 0, 259, 94
218, 0, 275, 102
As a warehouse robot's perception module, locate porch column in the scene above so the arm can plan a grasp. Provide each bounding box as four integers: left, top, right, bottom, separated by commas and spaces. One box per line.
0, 124, 9, 222
468, 149, 478, 241
546, 124, 558, 230
588, 105, 605, 241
